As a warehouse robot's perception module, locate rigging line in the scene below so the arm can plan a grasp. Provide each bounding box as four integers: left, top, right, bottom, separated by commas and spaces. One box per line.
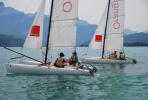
20, 46, 24, 61
4, 47, 43, 63
8, 56, 24, 64
41, 48, 45, 62
41, 48, 50, 62
86, 47, 89, 56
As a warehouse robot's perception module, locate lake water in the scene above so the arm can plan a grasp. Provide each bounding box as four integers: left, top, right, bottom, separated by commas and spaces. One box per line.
0, 47, 148, 100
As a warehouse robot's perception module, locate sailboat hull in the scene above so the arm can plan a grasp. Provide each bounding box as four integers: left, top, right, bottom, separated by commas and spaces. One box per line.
5, 63, 92, 75
81, 57, 137, 64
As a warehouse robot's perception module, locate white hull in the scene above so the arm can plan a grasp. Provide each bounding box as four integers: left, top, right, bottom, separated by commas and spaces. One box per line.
81, 57, 137, 64
6, 63, 92, 75
20, 60, 41, 65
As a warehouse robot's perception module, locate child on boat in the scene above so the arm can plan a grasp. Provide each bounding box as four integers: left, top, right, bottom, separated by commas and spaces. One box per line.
108, 51, 117, 59
69, 51, 80, 66
54, 52, 66, 68
119, 52, 126, 60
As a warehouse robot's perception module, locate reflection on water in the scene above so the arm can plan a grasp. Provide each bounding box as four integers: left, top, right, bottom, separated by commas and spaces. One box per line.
0, 47, 148, 100
26, 76, 81, 100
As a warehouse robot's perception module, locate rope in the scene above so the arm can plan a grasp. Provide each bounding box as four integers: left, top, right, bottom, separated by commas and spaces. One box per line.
20, 47, 24, 61
41, 48, 45, 62
49, 51, 53, 62
82, 47, 89, 57
8, 56, 24, 64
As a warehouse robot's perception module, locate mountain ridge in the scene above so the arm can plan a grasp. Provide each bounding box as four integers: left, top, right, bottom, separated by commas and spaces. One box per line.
0, 2, 148, 47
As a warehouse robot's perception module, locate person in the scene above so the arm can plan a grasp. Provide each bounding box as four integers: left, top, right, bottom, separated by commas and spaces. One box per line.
119, 52, 126, 60
108, 51, 117, 59
54, 52, 66, 68
69, 51, 80, 66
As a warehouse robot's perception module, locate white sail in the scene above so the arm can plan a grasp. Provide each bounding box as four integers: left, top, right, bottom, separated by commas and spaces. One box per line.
105, 0, 124, 52
23, 0, 46, 49
89, 0, 124, 52
49, 0, 78, 49
89, 6, 108, 49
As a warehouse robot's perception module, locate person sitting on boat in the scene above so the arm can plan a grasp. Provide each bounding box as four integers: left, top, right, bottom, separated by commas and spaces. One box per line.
69, 51, 80, 66
54, 52, 66, 68
119, 52, 126, 60
108, 51, 117, 59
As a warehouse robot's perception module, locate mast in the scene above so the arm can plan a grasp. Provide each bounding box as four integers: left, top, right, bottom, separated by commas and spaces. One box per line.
44, 0, 54, 64
101, 0, 111, 58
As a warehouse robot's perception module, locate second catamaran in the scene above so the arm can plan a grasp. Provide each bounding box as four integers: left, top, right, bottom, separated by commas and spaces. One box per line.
81, 0, 137, 64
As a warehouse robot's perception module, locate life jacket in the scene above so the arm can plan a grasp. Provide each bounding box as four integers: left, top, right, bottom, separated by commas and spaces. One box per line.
120, 54, 125, 60
109, 54, 114, 59
55, 57, 64, 67
70, 56, 77, 62
109, 54, 117, 59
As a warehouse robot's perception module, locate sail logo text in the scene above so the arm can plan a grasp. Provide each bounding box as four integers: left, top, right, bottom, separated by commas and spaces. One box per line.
112, 0, 120, 29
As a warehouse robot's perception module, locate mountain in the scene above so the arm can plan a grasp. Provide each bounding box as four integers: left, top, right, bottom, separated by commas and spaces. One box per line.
77, 22, 97, 46
125, 33, 148, 44
0, 3, 97, 46
0, 2, 148, 47
0, 2, 22, 15
143, 30, 148, 33
0, 34, 24, 46
124, 29, 138, 35
1, 32, 148, 47
0, 2, 5, 8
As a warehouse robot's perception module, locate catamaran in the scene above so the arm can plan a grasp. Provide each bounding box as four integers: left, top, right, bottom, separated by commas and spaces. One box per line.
5, 0, 96, 75
81, 0, 137, 64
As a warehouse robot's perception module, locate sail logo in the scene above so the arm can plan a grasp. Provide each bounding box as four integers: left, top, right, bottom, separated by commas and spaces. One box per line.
63, 2, 72, 13
95, 35, 102, 42
112, 0, 120, 29
30, 25, 40, 37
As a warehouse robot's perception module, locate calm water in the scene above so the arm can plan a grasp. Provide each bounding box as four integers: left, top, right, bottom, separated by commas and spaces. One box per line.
0, 47, 148, 100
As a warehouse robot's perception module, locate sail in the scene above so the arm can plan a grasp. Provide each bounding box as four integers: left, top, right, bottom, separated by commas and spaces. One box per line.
23, 0, 45, 49
105, 0, 124, 52
89, 0, 124, 52
89, 6, 108, 49
48, 0, 78, 49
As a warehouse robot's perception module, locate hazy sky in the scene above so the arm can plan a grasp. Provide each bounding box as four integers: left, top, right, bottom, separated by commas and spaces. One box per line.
2, 0, 148, 32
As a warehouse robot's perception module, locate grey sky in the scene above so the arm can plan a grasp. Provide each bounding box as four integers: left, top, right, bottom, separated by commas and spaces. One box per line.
2, 0, 148, 32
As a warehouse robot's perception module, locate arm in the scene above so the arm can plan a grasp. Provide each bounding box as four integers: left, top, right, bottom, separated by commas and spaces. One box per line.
76, 57, 81, 64
55, 58, 58, 63
63, 59, 66, 63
